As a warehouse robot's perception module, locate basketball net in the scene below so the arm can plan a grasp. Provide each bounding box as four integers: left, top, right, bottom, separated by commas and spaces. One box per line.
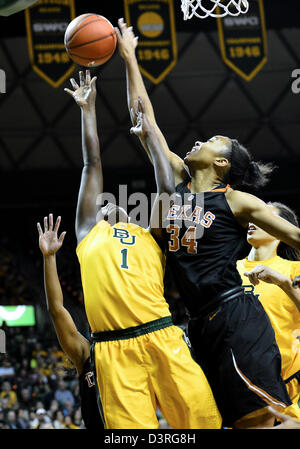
181, 0, 249, 20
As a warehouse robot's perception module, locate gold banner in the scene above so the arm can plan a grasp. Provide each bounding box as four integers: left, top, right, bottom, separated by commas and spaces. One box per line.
25, 0, 76, 88
217, 0, 267, 82
124, 0, 177, 84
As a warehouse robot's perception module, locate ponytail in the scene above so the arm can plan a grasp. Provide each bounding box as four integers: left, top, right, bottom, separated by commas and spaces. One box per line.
224, 139, 275, 189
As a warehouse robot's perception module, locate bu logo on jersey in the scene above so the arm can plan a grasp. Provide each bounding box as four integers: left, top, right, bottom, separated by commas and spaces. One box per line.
113, 228, 136, 245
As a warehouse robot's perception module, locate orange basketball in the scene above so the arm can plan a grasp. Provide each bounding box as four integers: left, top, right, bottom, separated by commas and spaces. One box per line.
64, 14, 117, 67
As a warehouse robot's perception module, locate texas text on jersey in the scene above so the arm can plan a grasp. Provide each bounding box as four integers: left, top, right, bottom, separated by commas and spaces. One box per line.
163, 180, 249, 316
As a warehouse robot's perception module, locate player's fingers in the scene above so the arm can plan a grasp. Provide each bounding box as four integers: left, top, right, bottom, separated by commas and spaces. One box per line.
44, 216, 48, 232
58, 231, 66, 244
256, 270, 266, 280
37, 222, 43, 237
90, 76, 97, 89
70, 78, 79, 90
138, 96, 145, 113
48, 213, 53, 231
130, 108, 137, 125
54, 216, 61, 233
86, 69, 91, 85
64, 88, 74, 97
79, 71, 85, 87
244, 272, 258, 285
114, 27, 122, 40
118, 18, 126, 30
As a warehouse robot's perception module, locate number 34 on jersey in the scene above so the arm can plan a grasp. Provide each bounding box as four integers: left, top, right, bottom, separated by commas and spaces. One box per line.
166, 204, 216, 254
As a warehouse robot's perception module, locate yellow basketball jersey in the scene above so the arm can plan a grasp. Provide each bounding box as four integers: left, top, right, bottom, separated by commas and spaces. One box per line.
237, 256, 300, 381
76, 220, 171, 332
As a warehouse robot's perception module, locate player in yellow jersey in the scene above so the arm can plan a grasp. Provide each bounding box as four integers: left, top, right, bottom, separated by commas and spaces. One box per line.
64, 71, 221, 429
237, 202, 300, 421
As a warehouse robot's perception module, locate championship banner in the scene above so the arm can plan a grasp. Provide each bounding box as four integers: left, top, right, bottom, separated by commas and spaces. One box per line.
217, 0, 267, 82
25, 0, 76, 88
124, 0, 177, 84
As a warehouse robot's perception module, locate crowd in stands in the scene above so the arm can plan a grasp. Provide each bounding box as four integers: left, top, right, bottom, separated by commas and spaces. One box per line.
0, 326, 85, 429
0, 235, 183, 429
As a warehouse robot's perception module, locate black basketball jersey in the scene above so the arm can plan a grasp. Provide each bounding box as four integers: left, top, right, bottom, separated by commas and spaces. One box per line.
164, 180, 249, 316
79, 357, 104, 429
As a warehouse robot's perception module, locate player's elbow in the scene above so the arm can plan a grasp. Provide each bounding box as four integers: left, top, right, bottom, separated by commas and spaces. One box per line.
160, 172, 175, 195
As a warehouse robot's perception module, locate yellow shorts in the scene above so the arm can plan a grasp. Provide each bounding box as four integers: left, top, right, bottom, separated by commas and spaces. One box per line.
283, 376, 300, 421
90, 316, 222, 429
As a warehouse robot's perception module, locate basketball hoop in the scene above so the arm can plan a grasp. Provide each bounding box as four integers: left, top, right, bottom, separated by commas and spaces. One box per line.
181, 0, 249, 20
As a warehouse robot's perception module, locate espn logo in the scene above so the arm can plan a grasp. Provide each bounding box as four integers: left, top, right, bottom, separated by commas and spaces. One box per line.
0, 69, 5, 93
0, 329, 5, 353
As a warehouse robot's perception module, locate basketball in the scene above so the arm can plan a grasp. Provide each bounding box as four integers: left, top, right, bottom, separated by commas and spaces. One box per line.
64, 14, 117, 67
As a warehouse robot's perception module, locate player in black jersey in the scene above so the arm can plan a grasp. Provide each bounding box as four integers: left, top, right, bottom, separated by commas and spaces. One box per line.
37, 214, 103, 430
116, 19, 300, 429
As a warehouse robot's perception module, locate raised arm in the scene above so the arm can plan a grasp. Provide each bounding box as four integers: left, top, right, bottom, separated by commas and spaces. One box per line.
130, 98, 175, 245
115, 18, 189, 186
228, 190, 300, 249
37, 214, 90, 374
64, 70, 103, 244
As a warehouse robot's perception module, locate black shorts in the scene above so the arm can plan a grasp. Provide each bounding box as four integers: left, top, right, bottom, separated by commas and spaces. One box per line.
187, 292, 292, 427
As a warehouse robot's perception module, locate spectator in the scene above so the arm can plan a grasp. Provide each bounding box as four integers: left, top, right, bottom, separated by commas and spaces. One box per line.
36, 408, 52, 428
0, 381, 18, 408
48, 399, 59, 418
53, 410, 65, 429
18, 387, 36, 409
5, 410, 18, 429
54, 380, 74, 408
29, 410, 39, 429
32, 373, 52, 408
64, 415, 78, 429
16, 408, 29, 429
73, 408, 83, 428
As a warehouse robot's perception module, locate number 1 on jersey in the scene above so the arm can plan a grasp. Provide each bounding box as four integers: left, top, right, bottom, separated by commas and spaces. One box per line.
120, 248, 129, 269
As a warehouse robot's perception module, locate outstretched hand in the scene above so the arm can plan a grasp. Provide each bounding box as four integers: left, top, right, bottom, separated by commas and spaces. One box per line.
244, 265, 286, 287
130, 97, 153, 139
37, 214, 66, 256
115, 17, 139, 60
64, 70, 97, 108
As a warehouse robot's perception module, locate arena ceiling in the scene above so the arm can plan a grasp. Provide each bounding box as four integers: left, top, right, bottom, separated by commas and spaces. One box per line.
0, 0, 299, 208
